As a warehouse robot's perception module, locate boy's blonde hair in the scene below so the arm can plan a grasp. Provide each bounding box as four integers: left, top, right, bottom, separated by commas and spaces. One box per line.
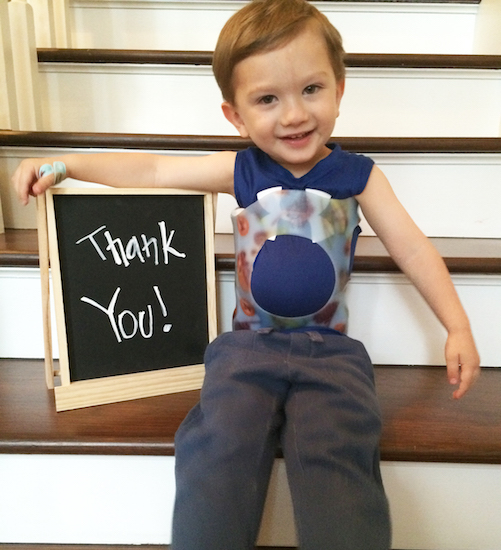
213, 0, 345, 104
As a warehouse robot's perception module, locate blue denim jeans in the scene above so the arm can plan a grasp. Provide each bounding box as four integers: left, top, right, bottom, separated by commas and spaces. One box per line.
172, 330, 391, 550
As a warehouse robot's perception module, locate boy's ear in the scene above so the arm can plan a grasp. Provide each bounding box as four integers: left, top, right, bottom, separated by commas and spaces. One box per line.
222, 101, 250, 138
336, 80, 345, 110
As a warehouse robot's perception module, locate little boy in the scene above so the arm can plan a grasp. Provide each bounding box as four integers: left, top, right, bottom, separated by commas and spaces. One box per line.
13, 0, 480, 548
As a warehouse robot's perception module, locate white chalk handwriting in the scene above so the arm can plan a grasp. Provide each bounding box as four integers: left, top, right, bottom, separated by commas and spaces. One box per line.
81, 285, 172, 343
75, 221, 186, 267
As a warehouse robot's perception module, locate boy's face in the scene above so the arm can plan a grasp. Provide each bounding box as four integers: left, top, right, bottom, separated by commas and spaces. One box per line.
222, 24, 344, 178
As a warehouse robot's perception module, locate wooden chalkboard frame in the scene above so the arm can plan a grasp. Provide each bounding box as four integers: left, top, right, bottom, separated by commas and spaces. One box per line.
38, 187, 217, 411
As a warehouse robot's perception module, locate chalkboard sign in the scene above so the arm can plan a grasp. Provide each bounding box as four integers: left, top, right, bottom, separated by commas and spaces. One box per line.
40, 188, 217, 411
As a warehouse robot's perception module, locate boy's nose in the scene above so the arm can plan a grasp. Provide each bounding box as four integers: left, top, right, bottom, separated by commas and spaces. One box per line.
280, 98, 309, 127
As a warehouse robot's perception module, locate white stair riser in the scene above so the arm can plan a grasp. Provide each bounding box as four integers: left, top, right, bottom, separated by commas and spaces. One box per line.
1, 455, 501, 550
38, 64, 501, 137
365, 153, 501, 239
1, 267, 498, 366
3, 148, 501, 239
218, 271, 500, 368
221, 154, 501, 239
68, 1, 478, 54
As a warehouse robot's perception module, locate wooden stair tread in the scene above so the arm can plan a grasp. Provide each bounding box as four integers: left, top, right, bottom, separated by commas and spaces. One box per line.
37, 50, 498, 69
0, 229, 39, 266
0, 545, 298, 550
2, 229, 501, 273
1, 359, 500, 463
2, 131, 501, 153
215, 233, 501, 273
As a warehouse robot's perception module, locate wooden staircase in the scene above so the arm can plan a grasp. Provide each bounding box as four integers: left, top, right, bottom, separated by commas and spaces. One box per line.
1, 1, 501, 549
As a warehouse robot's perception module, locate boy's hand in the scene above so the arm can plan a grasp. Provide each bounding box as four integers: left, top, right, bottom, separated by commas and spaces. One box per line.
445, 328, 480, 399
12, 158, 58, 205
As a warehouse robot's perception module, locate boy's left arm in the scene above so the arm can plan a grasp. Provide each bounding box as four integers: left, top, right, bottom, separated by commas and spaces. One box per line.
356, 166, 480, 399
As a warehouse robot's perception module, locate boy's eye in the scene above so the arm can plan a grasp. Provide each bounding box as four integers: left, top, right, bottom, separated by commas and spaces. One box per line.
259, 95, 276, 105
304, 84, 320, 95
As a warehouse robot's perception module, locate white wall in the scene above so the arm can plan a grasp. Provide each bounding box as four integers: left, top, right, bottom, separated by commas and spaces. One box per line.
474, 0, 501, 54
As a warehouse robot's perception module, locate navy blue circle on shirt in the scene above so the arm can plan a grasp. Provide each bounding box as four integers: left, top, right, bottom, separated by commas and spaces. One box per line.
250, 235, 336, 318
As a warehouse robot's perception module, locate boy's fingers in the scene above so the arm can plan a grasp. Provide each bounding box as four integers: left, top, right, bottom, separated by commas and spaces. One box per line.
445, 350, 460, 386
32, 173, 57, 196
452, 370, 471, 400
445, 332, 480, 399
12, 162, 44, 204
13, 160, 66, 205
449, 362, 480, 400
452, 375, 468, 400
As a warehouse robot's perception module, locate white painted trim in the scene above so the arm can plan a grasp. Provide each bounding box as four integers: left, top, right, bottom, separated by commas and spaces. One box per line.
38, 62, 215, 77
0, 265, 41, 280
71, 0, 250, 10
350, 272, 501, 287
347, 67, 501, 82
218, 270, 501, 291
37, 62, 501, 84
311, 2, 478, 16
4, 147, 501, 166
370, 152, 501, 166
474, 0, 501, 54
69, 0, 478, 17
8, 0, 43, 130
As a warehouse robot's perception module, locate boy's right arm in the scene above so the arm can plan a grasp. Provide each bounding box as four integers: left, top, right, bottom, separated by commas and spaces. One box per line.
12, 151, 237, 205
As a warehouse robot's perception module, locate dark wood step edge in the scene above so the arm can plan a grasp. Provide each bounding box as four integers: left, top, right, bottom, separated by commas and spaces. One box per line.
1, 545, 298, 550
2, 131, 501, 153
2, 360, 501, 463
37, 50, 499, 69
2, 230, 501, 274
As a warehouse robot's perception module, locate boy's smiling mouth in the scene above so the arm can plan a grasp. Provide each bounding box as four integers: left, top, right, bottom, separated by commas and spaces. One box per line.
281, 130, 313, 142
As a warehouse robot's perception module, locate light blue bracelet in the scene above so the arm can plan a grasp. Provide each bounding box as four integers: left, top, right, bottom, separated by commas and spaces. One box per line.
39, 161, 67, 185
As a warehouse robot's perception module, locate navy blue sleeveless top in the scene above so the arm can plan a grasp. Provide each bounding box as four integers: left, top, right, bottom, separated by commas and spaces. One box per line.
232, 145, 374, 334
